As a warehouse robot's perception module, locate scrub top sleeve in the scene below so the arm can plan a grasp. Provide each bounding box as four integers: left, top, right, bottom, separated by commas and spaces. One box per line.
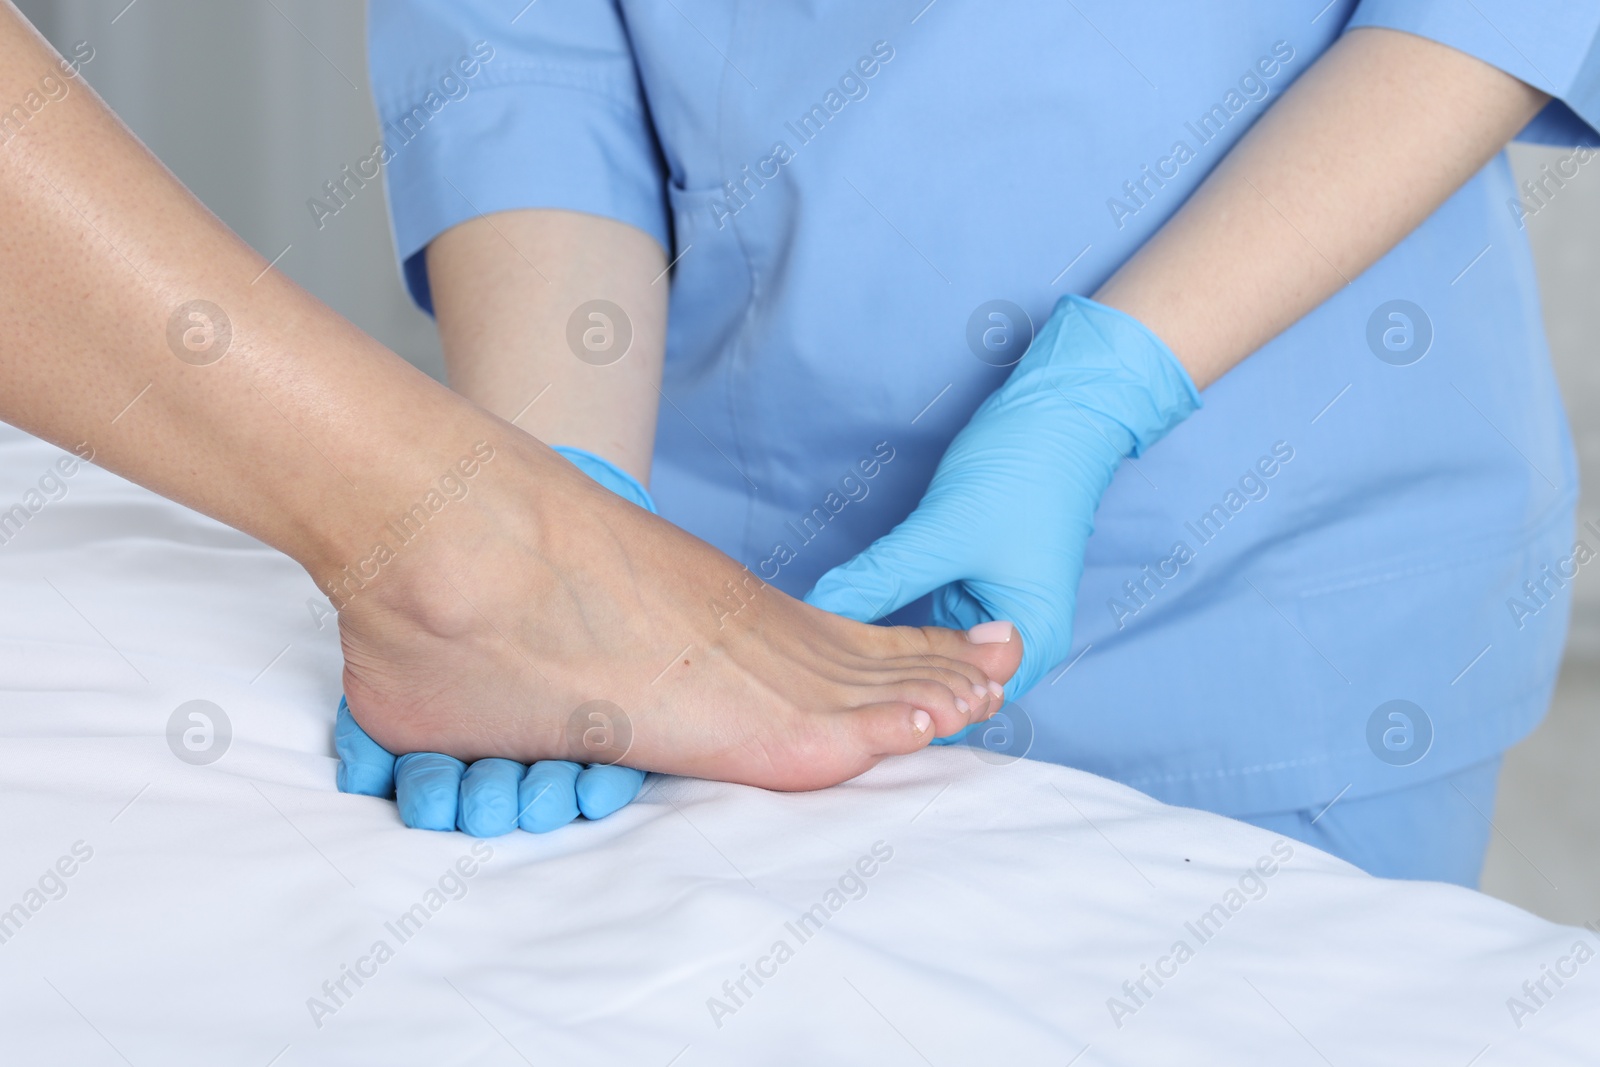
367, 0, 670, 314
1347, 0, 1600, 145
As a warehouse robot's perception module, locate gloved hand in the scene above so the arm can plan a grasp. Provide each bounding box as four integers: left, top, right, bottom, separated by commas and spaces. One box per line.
334, 445, 652, 835
805, 294, 1200, 706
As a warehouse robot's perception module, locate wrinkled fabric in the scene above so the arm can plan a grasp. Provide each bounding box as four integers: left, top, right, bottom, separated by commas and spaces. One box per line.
0, 421, 1594, 1062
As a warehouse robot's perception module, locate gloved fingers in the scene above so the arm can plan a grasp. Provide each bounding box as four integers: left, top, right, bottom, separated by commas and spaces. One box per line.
394, 752, 468, 832
456, 758, 526, 837
575, 764, 648, 821
334, 696, 397, 799
804, 518, 957, 623
518, 760, 583, 833
929, 722, 981, 747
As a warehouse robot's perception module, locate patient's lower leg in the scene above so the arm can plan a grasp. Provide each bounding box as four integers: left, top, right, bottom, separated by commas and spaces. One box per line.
0, 12, 1017, 794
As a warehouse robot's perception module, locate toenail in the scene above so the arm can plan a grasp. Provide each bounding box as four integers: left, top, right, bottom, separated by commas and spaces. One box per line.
972, 682, 988, 699
955, 696, 971, 715
987, 679, 1005, 699
967, 621, 1014, 644
911, 709, 932, 734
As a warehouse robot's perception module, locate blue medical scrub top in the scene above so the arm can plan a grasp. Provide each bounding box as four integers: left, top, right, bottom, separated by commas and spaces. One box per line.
368, 1, 1600, 817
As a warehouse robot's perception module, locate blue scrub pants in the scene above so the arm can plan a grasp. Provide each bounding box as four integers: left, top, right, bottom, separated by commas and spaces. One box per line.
1239, 757, 1503, 888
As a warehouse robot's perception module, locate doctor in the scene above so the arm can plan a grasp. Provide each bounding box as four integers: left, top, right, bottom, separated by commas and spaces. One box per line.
344, 1, 1599, 885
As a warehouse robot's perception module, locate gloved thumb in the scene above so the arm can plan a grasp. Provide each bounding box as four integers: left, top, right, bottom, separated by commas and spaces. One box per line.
804, 513, 959, 623
334, 697, 398, 798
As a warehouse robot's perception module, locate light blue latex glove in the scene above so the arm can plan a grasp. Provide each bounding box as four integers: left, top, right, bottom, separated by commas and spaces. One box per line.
334, 445, 651, 835
806, 294, 1200, 708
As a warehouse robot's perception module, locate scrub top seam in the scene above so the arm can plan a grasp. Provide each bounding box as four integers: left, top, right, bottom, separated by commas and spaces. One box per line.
713, 0, 763, 567
373, 64, 646, 117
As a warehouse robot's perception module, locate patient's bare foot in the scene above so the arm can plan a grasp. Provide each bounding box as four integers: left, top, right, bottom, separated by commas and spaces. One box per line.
328, 430, 1021, 791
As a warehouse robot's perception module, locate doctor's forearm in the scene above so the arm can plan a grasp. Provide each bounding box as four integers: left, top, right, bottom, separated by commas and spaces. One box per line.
425, 210, 667, 485
1094, 27, 1548, 390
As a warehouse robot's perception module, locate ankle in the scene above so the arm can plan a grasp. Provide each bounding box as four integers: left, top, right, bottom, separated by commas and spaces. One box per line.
293, 403, 534, 610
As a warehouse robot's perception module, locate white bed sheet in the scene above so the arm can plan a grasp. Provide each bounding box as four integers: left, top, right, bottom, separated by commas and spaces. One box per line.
0, 424, 1594, 1066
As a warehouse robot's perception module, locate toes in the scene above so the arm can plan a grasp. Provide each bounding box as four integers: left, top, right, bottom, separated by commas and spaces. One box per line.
457, 758, 525, 837
845, 700, 938, 759
518, 760, 582, 833
912, 621, 1023, 696
575, 764, 648, 820
913, 661, 1002, 723
394, 752, 468, 832
885, 677, 978, 738
830, 620, 1002, 722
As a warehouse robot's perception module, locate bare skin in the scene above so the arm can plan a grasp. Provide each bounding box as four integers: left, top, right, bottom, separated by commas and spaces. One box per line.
0, 6, 1019, 789
1094, 28, 1550, 387
340, 439, 1016, 786
427, 209, 664, 484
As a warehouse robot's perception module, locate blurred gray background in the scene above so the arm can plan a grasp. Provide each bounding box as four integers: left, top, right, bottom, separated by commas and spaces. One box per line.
15, 0, 447, 379
14, 1, 1600, 922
